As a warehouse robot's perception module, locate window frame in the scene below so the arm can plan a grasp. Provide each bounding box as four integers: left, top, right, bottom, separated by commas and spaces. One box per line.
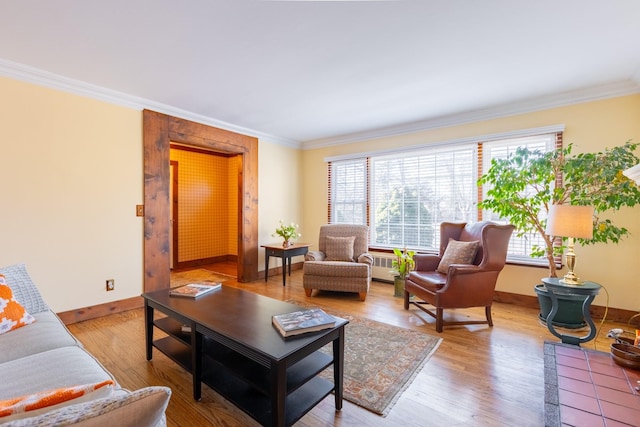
326, 125, 564, 266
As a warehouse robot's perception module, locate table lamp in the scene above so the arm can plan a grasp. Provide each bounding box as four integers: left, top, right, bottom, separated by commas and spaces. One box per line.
623, 162, 640, 185
545, 204, 594, 285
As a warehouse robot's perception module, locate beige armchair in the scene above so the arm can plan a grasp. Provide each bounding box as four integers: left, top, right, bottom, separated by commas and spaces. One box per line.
303, 224, 373, 301
404, 221, 514, 332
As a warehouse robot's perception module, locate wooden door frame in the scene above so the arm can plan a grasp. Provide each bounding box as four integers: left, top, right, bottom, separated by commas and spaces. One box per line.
143, 110, 259, 292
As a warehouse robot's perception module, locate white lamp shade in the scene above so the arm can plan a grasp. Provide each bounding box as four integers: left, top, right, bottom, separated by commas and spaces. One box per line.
545, 205, 594, 239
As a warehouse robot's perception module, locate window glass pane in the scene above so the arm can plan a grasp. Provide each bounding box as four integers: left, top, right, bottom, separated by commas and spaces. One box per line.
371, 145, 477, 251
330, 159, 367, 224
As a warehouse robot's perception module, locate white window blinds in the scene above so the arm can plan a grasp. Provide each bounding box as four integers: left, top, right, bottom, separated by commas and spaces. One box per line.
371, 144, 477, 250
329, 158, 367, 225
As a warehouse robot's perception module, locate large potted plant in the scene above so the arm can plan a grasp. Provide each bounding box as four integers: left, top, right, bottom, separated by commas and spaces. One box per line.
391, 247, 415, 297
478, 141, 640, 327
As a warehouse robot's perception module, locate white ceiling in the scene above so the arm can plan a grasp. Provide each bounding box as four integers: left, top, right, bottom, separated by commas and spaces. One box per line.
1, 0, 639, 148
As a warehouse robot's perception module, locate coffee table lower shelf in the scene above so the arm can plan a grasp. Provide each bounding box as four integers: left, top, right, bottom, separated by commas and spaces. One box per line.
202, 360, 334, 427
152, 332, 336, 427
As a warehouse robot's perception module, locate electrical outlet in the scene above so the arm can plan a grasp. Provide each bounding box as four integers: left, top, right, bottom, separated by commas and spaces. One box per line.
106, 279, 115, 291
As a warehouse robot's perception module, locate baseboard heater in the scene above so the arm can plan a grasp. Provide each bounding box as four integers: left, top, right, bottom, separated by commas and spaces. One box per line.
371, 253, 395, 283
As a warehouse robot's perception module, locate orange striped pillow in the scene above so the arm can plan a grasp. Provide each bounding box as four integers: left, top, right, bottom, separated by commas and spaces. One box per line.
0, 380, 115, 418
0, 274, 36, 335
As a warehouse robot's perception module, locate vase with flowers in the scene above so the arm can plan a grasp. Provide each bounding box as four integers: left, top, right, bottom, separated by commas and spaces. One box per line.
273, 220, 301, 247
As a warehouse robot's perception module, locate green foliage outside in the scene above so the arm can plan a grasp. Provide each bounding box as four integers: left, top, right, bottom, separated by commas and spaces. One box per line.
478, 141, 640, 277
375, 185, 436, 247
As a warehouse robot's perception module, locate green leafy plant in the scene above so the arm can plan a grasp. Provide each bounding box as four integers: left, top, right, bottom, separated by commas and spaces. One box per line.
478, 141, 640, 277
391, 247, 415, 279
273, 220, 301, 242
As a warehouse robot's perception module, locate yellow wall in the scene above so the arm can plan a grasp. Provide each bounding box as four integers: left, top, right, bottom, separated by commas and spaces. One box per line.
0, 76, 299, 312
169, 148, 238, 262
302, 94, 640, 312
0, 77, 143, 312
257, 140, 305, 259
2, 72, 638, 313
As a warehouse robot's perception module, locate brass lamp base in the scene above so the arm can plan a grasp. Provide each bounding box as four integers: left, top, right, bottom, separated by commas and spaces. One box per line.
559, 273, 583, 286
560, 242, 584, 285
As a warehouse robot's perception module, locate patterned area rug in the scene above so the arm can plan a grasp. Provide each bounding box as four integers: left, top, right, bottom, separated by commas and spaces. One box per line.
289, 301, 442, 416
170, 269, 235, 288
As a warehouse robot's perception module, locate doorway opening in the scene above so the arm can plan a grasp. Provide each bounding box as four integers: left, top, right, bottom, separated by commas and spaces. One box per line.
169, 144, 240, 277
143, 110, 259, 293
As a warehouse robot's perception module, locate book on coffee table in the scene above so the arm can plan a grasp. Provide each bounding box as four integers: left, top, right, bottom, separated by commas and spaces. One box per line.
170, 283, 221, 298
272, 308, 336, 338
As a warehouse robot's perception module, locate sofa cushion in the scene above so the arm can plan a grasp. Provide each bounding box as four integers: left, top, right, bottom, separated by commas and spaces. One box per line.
2, 386, 171, 427
437, 239, 480, 274
0, 264, 48, 314
0, 346, 117, 400
0, 310, 81, 364
0, 380, 115, 422
324, 235, 356, 261
0, 278, 36, 336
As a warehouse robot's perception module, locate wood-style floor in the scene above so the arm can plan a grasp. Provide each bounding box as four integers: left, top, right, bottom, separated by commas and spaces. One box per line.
67, 262, 634, 427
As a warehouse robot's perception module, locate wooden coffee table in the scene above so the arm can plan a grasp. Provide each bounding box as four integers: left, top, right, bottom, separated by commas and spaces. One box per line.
142, 286, 348, 427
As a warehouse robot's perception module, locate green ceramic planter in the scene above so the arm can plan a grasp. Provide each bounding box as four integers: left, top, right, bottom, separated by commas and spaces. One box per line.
394, 277, 404, 298
535, 284, 587, 329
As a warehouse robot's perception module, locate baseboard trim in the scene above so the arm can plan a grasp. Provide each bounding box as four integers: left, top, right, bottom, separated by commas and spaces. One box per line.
494, 290, 639, 325
176, 255, 237, 270
57, 296, 144, 325
56, 286, 639, 327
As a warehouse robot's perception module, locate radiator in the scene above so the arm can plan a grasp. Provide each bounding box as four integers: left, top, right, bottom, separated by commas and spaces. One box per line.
371, 253, 395, 283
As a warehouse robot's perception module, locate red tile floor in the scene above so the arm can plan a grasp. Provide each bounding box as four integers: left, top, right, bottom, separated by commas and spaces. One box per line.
544, 341, 640, 426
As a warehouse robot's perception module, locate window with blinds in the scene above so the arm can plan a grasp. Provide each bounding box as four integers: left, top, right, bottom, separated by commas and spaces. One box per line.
371, 145, 477, 250
481, 133, 560, 265
329, 158, 368, 225
327, 128, 562, 264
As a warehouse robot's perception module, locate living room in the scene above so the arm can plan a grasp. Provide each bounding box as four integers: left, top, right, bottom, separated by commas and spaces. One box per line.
1, 1, 640, 426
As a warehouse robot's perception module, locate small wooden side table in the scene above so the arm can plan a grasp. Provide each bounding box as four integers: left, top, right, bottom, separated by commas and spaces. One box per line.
262, 243, 311, 286
542, 277, 601, 346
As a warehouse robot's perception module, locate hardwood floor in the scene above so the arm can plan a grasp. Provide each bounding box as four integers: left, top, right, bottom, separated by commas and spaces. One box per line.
67, 262, 634, 427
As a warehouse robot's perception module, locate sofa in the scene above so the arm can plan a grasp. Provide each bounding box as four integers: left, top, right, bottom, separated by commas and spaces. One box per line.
0, 263, 171, 426
303, 224, 373, 301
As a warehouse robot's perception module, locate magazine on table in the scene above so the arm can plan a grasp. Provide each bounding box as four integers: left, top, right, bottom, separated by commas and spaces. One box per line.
272, 308, 336, 338
169, 283, 222, 298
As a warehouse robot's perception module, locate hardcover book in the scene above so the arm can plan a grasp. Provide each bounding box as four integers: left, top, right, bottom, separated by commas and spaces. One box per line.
169, 283, 221, 298
272, 308, 336, 338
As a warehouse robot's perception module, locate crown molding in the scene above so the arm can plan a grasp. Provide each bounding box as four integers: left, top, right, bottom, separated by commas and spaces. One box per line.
0, 58, 300, 149
302, 79, 640, 150
2, 58, 638, 152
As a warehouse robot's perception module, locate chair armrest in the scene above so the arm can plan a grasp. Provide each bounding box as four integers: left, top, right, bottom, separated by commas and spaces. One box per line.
357, 252, 374, 266
438, 265, 497, 306
447, 264, 482, 275
414, 253, 441, 271
305, 251, 326, 262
